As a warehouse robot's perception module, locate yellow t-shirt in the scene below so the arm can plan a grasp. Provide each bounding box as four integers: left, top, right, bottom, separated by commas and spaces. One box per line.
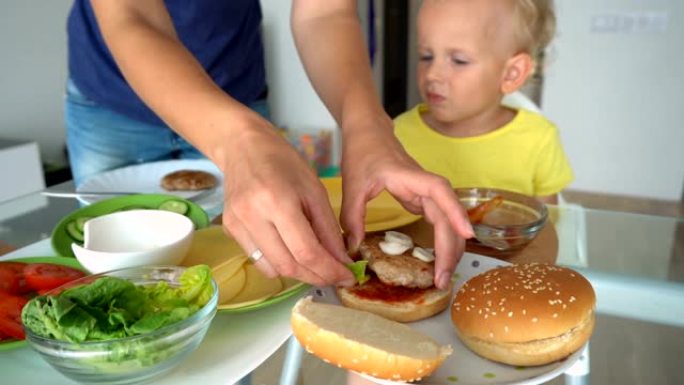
394, 104, 573, 196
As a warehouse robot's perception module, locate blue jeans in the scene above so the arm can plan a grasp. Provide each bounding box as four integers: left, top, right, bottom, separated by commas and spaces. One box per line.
65, 79, 270, 186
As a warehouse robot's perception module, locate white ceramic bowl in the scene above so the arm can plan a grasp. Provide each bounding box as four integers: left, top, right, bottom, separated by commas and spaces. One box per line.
72, 209, 194, 273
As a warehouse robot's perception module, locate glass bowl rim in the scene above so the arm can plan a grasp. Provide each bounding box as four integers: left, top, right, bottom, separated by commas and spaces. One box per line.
24, 264, 218, 348
455, 186, 549, 230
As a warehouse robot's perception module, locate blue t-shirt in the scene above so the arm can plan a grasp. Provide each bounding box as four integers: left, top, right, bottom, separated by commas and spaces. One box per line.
67, 0, 266, 126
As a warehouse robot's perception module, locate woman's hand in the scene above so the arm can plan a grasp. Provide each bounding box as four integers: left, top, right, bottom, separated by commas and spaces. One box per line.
292, 0, 471, 289
220, 116, 355, 288
339, 116, 474, 291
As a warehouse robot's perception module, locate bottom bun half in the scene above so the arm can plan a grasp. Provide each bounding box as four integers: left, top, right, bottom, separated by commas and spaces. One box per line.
456, 312, 595, 366
291, 297, 452, 383
335, 281, 453, 323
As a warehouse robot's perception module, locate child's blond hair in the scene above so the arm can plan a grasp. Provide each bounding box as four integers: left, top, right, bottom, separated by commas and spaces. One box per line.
512, 0, 556, 56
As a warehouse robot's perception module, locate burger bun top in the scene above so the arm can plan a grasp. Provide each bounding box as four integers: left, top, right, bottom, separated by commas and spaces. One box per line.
451, 263, 596, 343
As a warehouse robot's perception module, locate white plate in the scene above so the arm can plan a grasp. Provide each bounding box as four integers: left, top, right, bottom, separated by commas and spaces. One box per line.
313, 253, 585, 385
78, 159, 224, 211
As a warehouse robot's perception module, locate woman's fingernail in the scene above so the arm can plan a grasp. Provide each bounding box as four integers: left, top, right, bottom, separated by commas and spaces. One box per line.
341, 278, 357, 288
437, 271, 451, 290
464, 220, 475, 238
346, 235, 360, 253
339, 251, 354, 264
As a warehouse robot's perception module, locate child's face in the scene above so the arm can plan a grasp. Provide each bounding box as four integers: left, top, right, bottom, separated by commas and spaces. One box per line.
417, 0, 520, 124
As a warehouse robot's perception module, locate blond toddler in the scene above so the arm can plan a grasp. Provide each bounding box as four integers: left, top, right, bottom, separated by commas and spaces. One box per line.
395, 0, 572, 204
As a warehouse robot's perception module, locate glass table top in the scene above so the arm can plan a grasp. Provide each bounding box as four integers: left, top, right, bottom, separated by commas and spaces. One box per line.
3, 185, 681, 285
1, 184, 682, 385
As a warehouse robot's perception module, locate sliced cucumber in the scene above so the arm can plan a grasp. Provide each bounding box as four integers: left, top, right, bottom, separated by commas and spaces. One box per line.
75, 216, 92, 232
158, 200, 189, 215
117, 205, 149, 212
66, 221, 84, 242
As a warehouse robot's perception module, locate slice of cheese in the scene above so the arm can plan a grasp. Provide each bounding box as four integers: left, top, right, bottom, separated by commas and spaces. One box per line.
218, 267, 247, 304
220, 263, 283, 308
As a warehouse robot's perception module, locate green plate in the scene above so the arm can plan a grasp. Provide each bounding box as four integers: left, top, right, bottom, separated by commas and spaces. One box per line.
0, 256, 86, 352
51, 194, 210, 258
217, 281, 310, 314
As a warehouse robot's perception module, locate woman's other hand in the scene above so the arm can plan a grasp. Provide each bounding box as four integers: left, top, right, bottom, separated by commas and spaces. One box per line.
339, 117, 474, 291
220, 115, 355, 288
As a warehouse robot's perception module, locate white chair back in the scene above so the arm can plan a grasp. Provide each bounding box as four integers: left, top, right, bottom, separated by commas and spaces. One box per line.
501, 92, 587, 267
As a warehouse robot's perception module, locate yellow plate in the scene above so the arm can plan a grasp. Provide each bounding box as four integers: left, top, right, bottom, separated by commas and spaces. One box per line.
219, 264, 283, 308
217, 265, 246, 303
321, 177, 421, 232
181, 226, 308, 312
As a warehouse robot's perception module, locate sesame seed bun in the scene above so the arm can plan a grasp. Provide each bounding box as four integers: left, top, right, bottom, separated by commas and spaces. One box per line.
291, 297, 452, 382
451, 263, 596, 366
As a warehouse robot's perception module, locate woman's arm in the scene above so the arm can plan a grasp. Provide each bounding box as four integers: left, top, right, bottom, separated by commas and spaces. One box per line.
291, 0, 473, 290
91, 0, 251, 160
90, 0, 355, 287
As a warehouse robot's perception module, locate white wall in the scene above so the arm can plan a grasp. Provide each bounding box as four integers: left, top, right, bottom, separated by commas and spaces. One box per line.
543, 0, 684, 201
261, 1, 337, 133
0, 0, 71, 166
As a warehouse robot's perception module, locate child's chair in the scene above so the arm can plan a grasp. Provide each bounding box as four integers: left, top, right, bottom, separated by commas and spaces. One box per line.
502, 91, 588, 268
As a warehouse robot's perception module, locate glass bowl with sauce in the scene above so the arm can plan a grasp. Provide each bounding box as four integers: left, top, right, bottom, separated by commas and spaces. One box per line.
455, 188, 548, 251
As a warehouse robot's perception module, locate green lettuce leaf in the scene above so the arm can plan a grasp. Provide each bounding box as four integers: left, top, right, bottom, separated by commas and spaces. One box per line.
21, 264, 214, 344
346, 260, 370, 285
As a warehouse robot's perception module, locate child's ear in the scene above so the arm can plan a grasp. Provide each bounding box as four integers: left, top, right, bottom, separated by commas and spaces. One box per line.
500, 53, 534, 94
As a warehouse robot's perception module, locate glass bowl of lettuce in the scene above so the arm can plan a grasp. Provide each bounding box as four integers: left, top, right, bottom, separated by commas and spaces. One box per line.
21, 264, 217, 384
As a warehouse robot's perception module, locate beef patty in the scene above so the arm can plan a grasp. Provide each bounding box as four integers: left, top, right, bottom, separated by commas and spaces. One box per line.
358, 234, 434, 289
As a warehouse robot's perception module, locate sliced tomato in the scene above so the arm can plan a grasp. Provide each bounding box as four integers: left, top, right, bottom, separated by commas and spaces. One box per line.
24, 263, 86, 292
0, 292, 28, 340
0, 262, 29, 294
0, 292, 28, 317
39, 275, 96, 296
0, 315, 25, 340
